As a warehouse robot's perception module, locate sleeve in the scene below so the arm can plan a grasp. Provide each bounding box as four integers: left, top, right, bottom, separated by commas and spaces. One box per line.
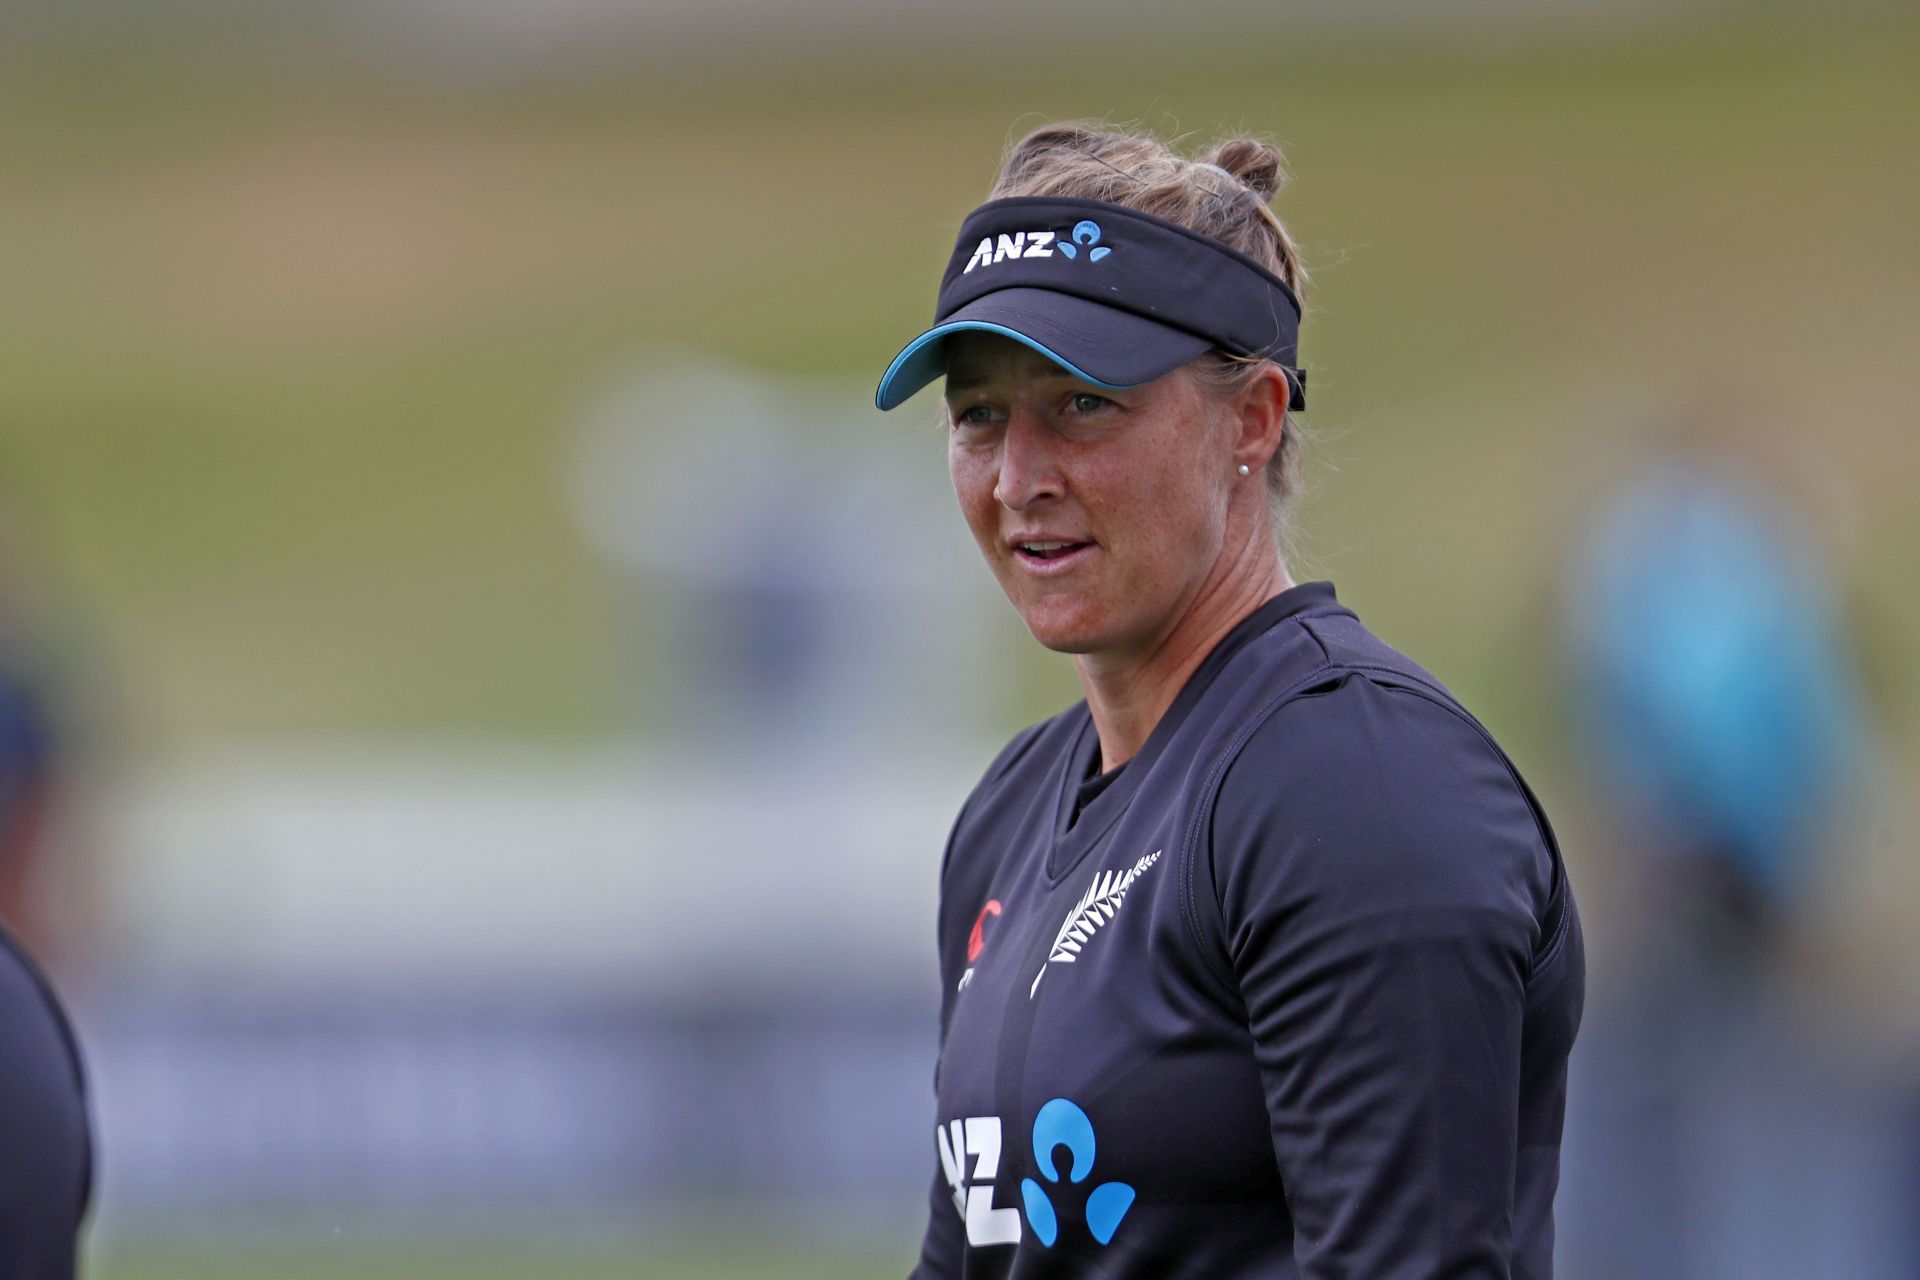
1207, 675, 1555, 1279
910, 771, 989, 1279
912, 1163, 965, 1279
913, 889, 965, 1280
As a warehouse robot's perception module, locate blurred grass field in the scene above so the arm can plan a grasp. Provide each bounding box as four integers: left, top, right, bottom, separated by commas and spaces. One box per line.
2, 6, 1915, 764
87, 1230, 904, 1280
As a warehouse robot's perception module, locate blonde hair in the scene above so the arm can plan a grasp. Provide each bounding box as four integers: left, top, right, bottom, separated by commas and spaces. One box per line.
988, 120, 1310, 555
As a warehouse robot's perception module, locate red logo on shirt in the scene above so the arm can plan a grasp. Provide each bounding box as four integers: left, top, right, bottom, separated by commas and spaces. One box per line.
967, 900, 1003, 963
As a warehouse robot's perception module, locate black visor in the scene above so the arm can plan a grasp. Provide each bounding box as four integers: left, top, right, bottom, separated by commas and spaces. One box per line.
875, 195, 1305, 412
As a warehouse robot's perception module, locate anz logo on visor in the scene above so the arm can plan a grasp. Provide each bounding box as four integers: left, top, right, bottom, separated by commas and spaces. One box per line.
962, 221, 1112, 273
1054, 220, 1110, 261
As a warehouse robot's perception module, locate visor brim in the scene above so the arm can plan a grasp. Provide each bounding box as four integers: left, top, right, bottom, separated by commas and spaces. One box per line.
873, 289, 1214, 412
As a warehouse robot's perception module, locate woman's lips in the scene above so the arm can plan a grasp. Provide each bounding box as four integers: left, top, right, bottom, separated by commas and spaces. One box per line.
1011, 540, 1096, 574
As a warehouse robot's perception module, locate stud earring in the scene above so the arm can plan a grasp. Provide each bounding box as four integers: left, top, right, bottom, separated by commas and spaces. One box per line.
1236, 463, 1251, 477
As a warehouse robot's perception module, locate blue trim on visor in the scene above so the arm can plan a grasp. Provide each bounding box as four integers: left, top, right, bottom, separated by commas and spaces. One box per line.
873, 321, 1131, 411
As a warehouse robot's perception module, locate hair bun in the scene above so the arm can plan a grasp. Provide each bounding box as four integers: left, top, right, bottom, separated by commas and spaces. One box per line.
990, 119, 1307, 298
1201, 138, 1287, 203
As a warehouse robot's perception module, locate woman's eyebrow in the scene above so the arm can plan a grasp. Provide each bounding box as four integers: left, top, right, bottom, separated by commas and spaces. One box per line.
946, 366, 1079, 394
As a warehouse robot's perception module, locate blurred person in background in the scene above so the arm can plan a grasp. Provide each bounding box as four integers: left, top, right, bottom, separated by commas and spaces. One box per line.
0, 670, 56, 946
874, 121, 1583, 1278
1557, 434, 1900, 1277
1567, 445, 1863, 953
0, 494, 64, 961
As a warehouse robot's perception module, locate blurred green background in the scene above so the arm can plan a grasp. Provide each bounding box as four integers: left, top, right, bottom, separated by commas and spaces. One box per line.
2, 1, 1915, 1275
6, 4, 1914, 758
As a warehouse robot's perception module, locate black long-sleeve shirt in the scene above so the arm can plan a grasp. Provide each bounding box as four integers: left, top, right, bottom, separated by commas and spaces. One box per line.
915, 581, 1583, 1278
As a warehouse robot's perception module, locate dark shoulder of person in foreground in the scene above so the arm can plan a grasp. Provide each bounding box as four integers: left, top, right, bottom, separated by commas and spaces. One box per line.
0, 921, 91, 1276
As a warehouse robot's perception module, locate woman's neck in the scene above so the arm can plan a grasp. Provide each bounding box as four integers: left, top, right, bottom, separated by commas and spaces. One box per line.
1075, 550, 1292, 774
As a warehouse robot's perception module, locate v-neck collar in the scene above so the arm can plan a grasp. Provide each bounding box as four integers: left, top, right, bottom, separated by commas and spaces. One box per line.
1043, 580, 1341, 884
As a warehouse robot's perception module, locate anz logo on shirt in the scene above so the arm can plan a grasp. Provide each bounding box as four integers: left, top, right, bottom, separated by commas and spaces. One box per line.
937, 1099, 1136, 1249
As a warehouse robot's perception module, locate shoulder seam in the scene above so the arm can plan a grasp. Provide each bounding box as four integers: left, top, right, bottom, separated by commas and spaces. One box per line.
1176, 658, 1341, 997
1178, 666, 1568, 993
1364, 680, 1568, 981
984, 716, 1055, 786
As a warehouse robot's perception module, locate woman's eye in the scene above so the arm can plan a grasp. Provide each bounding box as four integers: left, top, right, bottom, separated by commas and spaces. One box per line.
955, 404, 999, 426
1069, 393, 1110, 413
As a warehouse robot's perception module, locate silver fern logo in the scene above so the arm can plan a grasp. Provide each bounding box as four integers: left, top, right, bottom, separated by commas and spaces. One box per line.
1029, 851, 1161, 999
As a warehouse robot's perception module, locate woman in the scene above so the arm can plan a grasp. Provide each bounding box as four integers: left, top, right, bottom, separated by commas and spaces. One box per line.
875, 122, 1583, 1279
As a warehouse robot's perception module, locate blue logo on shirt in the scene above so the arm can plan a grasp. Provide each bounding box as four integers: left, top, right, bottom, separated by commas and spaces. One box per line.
1019, 1098, 1136, 1247
1054, 220, 1112, 263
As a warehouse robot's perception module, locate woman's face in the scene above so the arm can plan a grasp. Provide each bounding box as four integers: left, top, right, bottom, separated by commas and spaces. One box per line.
943, 331, 1241, 662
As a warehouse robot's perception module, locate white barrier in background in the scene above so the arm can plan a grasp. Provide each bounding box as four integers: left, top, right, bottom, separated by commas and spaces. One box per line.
92, 743, 988, 991
70, 744, 993, 1225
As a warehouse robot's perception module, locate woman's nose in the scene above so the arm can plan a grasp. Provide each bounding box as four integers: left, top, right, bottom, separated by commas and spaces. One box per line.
992, 412, 1065, 512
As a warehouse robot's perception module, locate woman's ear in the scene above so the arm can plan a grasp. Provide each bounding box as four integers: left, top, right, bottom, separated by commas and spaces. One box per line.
1229, 363, 1290, 476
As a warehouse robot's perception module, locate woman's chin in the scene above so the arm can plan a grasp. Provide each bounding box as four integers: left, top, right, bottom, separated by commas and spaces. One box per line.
1016, 601, 1115, 655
